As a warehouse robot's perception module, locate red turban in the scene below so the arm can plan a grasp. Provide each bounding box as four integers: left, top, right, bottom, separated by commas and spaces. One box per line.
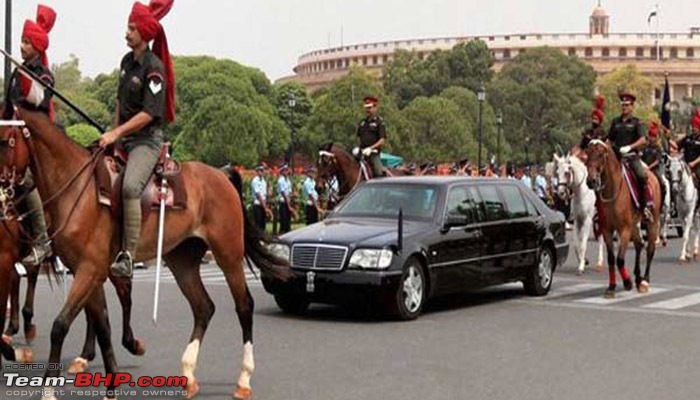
692, 110, 700, 131
22, 5, 56, 68
129, 0, 175, 123
591, 96, 604, 124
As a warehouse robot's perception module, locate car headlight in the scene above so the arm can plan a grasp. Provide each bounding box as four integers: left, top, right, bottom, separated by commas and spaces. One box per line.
349, 249, 393, 270
267, 243, 290, 262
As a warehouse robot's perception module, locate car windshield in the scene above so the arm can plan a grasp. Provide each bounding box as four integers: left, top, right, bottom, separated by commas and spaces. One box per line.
334, 183, 439, 220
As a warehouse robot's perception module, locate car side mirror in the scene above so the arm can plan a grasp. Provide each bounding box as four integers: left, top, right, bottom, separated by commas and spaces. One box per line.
442, 214, 468, 232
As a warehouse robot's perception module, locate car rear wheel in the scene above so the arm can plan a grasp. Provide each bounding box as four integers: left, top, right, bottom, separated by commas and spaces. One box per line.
274, 294, 309, 315
524, 246, 554, 296
389, 258, 426, 320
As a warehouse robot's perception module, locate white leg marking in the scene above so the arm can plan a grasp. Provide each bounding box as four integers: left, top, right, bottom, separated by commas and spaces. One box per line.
41, 387, 57, 400
181, 339, 201, 383
237, 341, 255, 389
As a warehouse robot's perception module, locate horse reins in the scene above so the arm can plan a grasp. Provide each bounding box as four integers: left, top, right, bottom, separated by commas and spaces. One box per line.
0, 125, 105, 243
318, 150, 363, 201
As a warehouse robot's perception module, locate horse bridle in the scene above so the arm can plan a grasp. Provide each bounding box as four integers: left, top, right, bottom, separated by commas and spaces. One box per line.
587, 141, 622, 203
0, 120, 105, 243
318, 150, 363, 201
557, 161, 586, 200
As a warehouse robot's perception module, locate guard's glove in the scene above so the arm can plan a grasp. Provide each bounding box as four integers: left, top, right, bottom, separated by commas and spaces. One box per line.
352, 147, 361, 157
620, 145, 632, 155
362, 147, 373, 157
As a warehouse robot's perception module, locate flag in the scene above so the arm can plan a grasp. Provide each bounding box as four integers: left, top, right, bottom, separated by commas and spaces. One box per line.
661, 75, 671, 129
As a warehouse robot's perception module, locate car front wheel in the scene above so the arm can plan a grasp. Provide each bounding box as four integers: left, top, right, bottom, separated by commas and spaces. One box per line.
524, 246, 554, 296
389, 258, 426, 320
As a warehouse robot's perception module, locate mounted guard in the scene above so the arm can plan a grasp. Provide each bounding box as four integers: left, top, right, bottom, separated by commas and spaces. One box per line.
98, 0, 176, 277
607, 92, 654, 221
354, 96, 386, 179
1, 4, 56, 266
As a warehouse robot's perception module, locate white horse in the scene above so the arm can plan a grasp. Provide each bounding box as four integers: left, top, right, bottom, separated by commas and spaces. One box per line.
669, 155, 700, 261
554, 153, 605, 274
656, 158, 672, 247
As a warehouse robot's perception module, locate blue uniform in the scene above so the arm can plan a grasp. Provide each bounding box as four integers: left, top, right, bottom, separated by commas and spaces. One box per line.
251, 176, 267, 205
302, 177, 318, 205
277, 176, 292, 203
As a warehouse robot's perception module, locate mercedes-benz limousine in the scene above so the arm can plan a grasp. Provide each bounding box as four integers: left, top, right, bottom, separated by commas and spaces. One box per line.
262, 177, 569, 320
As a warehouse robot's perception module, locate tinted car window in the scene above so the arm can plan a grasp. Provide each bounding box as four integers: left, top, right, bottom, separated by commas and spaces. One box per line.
446, 186, 482, 224
335, 183, 439, 220
500, 185, 529, 219
477, 185, 507, 222
522, 191, 540, 217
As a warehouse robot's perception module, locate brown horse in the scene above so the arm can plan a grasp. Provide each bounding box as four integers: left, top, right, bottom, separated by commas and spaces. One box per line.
0, 108, 288, 400
316, 142, 406, 200
585, 140, 661, 298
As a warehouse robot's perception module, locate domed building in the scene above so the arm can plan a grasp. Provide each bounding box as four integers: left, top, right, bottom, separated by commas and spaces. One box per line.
280, 3, 700, 104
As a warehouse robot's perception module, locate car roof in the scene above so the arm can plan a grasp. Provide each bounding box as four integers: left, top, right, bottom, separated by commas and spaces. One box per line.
366, 176, 515, 188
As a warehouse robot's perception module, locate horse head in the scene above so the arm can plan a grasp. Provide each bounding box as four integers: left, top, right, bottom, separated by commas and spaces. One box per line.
585, 139, 611, 192
554, 154, 572, 200
316, 142, 337, 192
0, 119, 32, 192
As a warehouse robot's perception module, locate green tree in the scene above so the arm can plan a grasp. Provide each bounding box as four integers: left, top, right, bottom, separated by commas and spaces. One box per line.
597, 65, 655, 125
397, 96, 477, 162
173, 95, 290, 167
489, 47, 596, 164
383, 40, 494, 108
302, 67, 401, 156
274, 82, 314, 159
66, 123, 101, 146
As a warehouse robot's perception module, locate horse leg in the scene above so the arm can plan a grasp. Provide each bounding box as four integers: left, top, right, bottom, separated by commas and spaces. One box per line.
67, 311, 96, 375
631, 227, 644, 290
4, 268, 20, 340
0, 254, 30, 365
83, 286, 120, 400
22, 263, 39, 344
641, 219, 659, 293
208, 237, 255, 400
40, 268, 104, 400
597, 235, 605, 272
604, 231, 617, 298
164, 239, 210, 400
109, 274, 145, 356
579, 216, 593, 274
616, 228, 634, 292
572, 220, 584, 274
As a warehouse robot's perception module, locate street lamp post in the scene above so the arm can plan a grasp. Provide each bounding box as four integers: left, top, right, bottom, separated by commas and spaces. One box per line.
288, 93, 297, 171
525, 136, 531, 165
477, 85, 486, 172
496, 109, 503, 166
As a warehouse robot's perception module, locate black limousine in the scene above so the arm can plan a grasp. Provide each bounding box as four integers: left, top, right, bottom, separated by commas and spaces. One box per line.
263, 177, 569, 320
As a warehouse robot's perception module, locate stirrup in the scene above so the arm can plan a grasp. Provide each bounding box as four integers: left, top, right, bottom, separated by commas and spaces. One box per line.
21, 241, 52, 267
110, 251, 134, 278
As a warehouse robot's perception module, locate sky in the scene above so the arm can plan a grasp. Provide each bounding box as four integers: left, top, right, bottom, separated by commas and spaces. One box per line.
1, 0, 698, 82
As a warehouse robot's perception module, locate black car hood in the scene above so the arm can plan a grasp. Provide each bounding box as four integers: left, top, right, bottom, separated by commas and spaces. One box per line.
280, 217, 431, 247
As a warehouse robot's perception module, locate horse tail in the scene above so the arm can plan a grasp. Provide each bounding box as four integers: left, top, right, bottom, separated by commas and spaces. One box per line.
227, 168, 291, 282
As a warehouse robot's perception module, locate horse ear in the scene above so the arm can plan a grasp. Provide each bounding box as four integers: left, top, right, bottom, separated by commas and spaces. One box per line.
553, 154, 560, 162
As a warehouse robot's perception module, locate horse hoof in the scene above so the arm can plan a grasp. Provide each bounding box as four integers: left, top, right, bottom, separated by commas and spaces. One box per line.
638, 281, 650, 294
184, 378, 200, 400
577, 269, 585, 276
596, 263, 604, 273
623, 279, 634, 291
1, 334, 11, 345
585, 258, 590, 266
15, 347, 34, 363
67, 357, 89, 374
24, 324, 36, 344
604, 289, 615, 299
233, 386, 253, 400
125, 338, 146, 356
694, 253, 699, 262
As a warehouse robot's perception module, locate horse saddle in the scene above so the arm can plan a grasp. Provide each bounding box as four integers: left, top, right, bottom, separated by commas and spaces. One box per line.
622, 161, 653, 210
94, 143, 187, 220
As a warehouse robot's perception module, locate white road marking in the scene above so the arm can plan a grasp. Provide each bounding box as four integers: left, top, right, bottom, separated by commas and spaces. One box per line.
575, 287, 669, 305
643, 292, 700, 310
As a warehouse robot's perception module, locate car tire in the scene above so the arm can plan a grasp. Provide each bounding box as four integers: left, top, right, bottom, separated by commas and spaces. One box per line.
274, 294, 309, 315
389, 258, 426, 321
523, 246, 554, 296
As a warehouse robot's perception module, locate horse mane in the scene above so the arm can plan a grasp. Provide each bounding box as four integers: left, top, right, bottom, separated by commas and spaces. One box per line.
18, 107, 90, 158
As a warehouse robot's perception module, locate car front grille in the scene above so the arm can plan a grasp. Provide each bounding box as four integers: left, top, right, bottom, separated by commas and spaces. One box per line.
291, 244, 348, 271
